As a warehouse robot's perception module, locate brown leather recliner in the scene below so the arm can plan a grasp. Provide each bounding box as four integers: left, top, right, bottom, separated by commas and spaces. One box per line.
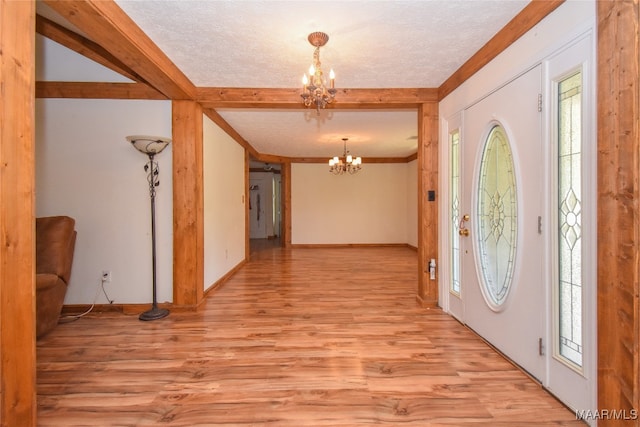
36, 216, 77, 339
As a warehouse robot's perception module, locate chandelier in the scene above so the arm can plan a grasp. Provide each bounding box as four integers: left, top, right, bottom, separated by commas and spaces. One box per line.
329, 138, 362, 175
301, 32, 336, 114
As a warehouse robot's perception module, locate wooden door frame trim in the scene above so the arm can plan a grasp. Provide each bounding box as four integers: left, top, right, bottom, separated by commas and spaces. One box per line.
596, 0, 639, 419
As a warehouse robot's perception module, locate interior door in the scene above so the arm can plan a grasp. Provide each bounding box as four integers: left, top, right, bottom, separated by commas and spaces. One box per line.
249, 178, 267, 239
460, 65, 544, 380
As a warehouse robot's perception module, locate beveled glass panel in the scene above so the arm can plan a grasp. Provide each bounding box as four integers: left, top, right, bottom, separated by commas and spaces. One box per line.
558, 71, 583, 367
477, 125, 517, 307
450, 130, 461, 295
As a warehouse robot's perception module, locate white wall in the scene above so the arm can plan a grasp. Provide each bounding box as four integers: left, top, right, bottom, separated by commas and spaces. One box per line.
36, 33, 250, 306
203, 116, 246, 290
36, 35, 132, 83
291, 163, 412, 245
36, 99, 173, 305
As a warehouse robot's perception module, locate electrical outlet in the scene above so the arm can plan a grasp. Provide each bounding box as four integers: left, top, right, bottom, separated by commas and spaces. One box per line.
102, 270, 112, 283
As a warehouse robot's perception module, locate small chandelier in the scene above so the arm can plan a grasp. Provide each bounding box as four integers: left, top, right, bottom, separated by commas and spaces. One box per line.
329, 138, 362, 175
301, 32, 336, 114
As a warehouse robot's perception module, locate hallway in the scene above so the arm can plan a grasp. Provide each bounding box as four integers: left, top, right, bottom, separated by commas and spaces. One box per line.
37, 246, 582, 426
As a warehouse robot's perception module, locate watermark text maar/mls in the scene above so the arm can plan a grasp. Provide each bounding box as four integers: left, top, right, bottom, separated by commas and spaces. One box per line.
576, 409, 638, 421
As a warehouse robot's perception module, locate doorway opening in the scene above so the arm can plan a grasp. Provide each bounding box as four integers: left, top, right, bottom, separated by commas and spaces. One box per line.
249, 160, 282, 253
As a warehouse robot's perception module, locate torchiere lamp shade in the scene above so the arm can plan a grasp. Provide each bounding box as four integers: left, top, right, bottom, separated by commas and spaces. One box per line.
126, 135, 171, 155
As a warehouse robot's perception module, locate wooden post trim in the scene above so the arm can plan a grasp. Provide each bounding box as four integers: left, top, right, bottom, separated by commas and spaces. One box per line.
244, 149, 250, 258
597, 0, 640, 422
281, 162, 292, 247
417, 103, 439, 306
172, 100, 204, 307
0, 0, 37, 424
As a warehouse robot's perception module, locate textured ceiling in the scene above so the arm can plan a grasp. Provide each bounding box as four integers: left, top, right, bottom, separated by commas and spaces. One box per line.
40, 0, 530, 160
218, 108, 419, 158
114, 0, 528, 89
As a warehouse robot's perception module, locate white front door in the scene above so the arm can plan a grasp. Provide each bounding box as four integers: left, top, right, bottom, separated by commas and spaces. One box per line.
460, 65, 544, 380
448, 34, 596, 417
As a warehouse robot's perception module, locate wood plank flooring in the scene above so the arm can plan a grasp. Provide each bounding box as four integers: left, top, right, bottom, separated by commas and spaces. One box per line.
37, 245, 583, 426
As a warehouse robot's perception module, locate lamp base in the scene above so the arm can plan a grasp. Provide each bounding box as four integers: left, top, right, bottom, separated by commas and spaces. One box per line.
139, 306, 169, 321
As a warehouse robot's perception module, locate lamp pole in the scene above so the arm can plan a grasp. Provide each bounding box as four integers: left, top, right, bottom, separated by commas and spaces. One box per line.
139, 152, 169, 321
126, 135, 171, 321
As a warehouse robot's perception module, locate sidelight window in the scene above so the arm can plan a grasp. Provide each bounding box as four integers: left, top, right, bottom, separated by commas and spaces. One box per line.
557, 71, 583, 368
449, 129, 461, 295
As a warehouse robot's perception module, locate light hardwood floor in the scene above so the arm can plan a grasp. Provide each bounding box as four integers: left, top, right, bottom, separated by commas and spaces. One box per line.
37, 246, 583, 426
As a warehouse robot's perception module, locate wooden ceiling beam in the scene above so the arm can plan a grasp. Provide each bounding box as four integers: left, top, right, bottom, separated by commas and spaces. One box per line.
36, 14, 145, 84
36, 81, 167, 99
43, 0, 196, 100
197, 88, 437, 109
252, 153, 292, 164
289, 156, 413, 164
438, 0, 565, 100
38, 1, 563, 105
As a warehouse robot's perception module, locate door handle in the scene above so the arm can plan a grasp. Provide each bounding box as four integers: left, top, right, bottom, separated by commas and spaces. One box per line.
459, 214, 470, 237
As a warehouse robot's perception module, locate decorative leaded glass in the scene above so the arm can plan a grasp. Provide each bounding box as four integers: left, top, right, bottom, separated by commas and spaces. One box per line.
477, 125, 517, 308
558, 72, 583, 367
450, 130, 461, 295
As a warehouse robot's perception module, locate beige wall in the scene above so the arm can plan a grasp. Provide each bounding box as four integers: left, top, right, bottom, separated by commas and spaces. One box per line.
291, 162, 415, 245
203, 115, 246, 291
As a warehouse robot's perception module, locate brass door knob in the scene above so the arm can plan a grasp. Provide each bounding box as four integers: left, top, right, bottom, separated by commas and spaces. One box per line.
459, 214, 470, 236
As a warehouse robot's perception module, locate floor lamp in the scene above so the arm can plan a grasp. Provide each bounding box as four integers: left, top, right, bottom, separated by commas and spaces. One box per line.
126, 135, 171, 321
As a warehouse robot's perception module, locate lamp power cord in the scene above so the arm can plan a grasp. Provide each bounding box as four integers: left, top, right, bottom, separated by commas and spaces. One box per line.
58, 273, 114, 323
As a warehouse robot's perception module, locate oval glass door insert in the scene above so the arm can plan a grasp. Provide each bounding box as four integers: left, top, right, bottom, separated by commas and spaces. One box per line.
476, 124, 518, 309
